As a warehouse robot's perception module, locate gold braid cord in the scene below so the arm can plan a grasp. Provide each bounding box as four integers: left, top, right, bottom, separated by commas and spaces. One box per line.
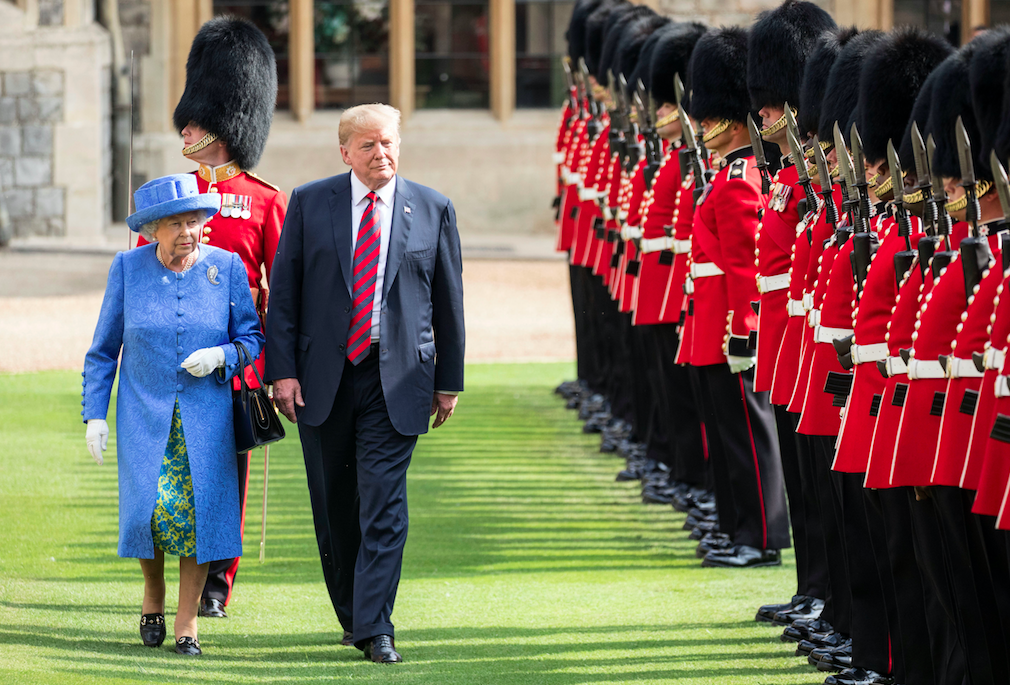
182, 132, 219, 156
655, 110, 680, 128
761, 108, 796, 139
701, 119, 731, 143
903, 189, 924, 204
944, 180, 993, 212
867, 171, 880, 188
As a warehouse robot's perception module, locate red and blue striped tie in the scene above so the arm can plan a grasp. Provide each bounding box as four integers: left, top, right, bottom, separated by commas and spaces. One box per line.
347, 191, 379, 365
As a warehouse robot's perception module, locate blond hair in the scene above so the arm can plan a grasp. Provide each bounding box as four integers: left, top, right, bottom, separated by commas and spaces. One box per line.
338, 103, 401, 147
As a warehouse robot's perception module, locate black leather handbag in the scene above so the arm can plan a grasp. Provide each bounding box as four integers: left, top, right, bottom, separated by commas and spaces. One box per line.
233, 341, 285, 453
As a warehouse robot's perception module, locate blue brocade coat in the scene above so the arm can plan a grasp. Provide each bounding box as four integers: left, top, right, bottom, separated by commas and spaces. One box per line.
82, 244, 264, 563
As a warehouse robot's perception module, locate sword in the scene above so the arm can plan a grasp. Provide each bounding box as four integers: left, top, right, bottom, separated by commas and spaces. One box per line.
747, 114, 771, 195
786, 111, 817, 214
911, 122, 936, 234
127, 50, 135, 250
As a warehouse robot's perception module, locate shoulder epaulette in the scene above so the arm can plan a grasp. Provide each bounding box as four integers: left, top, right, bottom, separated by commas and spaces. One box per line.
247, 171, 281, 192
727, 158, 748, 181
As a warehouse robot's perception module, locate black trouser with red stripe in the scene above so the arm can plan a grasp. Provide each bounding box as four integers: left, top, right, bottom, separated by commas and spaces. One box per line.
202, 450, 251, 605
809, 436, 852, 636
701, 364, 789, 550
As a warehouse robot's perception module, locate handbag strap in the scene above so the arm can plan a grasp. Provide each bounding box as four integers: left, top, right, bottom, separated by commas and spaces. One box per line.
233, 341, 269, 391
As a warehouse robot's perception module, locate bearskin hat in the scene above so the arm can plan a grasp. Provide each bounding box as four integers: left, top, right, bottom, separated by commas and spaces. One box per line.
816, 30, 883, 145
687, 27, 750, 123
628, 20, 672, 95
598, 4, 655, 82
928, 45, 984, 180
615, 14, 670, 86
855, 27, 952, 164
747, 0, 836, 111
799, 27, 859, 137
971, 28, 1010, 166
896, 61, 939, 173
567, 0, 605, 65
649, 22, 707, 105
584, 0, 623, 77
173, 17, 277, 171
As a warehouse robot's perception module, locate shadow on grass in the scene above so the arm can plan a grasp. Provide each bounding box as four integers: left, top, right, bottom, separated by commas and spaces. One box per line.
2, 621, 815, 684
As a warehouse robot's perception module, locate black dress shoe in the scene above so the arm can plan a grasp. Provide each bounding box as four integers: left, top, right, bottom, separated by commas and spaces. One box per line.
797, 630, 848, 655
341, 630, 354, 646
175, 636, 202, 656
772, 596, 824, 625
808, 640, 851, 670
824, 667, 893, 685
696, 532, 732, 558
702, 545, 781, 568
363, 635, 402, 663
140, 613, 165, 647
756, 595, 804, 623
199, 597, 228, 618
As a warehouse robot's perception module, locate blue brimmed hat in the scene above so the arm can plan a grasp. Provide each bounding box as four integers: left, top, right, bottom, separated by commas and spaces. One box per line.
126, 174, 221, 232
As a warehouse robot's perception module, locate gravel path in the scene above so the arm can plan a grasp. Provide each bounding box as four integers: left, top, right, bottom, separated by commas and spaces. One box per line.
0, 251, 575, 373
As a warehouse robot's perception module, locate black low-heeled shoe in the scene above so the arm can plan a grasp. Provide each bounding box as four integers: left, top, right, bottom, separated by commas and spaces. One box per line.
175, 636, 202, 656
140, 613, 166, 647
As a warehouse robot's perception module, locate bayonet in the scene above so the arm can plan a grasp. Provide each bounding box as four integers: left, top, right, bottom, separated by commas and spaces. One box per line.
850, 123, 872, 234
578, 58, 600, 139
928, 134, 954, 238
814, 136, 838, 229
748, 114, 771, 194
992, 151, 1010, 223
911, 122, 936, 232
956, 115, 981, 233
833, 122, 853, 211
680, 105, 708, 202
561, 57, 578, 115
787, 126, 818, 213
888, 139, 913, 242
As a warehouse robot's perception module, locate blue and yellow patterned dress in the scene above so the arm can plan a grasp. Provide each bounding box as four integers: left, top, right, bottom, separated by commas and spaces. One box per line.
150, 401, 197, 557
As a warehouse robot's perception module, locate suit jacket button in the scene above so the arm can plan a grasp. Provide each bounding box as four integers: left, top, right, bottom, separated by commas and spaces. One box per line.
339, 344, 345, 351
344, 306, 349, 313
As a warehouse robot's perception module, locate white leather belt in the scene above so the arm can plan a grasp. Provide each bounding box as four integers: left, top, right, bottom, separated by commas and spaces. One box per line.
603, 206, 614, 221
947, 356, 984, 379
883, 355, 907, 377
814, 325, 854, 344
851, 342, 888, 365
997, 375, 1010, 398
690, 262, 725, 279
787, 298, 805, 317
672, 238, 691, 254
907, 358, 945, 380
808, 308, 821, 328
757, 273, 790, 294
640, 236, 673, 254
566, 171, 583, 186
684, 276, 695, 295
553, 151, 566, 164
579, 187, 605, 201
984, 347, 1006, 371
621, 225, 643, 242
802, 292, 814, 311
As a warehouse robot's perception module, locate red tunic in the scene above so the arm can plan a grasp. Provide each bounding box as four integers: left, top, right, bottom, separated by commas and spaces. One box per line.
556, 118, 588, 252
791, 220, 838, 418
634, 143, 682, 326
687, 151, 762, 367
662, 172, 696, 327
755, 164, 802, 392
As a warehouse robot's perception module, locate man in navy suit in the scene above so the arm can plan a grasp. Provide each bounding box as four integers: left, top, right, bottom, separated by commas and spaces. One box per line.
266, 103, 465, 664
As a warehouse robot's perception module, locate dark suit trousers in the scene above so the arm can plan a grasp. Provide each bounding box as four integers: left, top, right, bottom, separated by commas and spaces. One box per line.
297, 345, 418, 645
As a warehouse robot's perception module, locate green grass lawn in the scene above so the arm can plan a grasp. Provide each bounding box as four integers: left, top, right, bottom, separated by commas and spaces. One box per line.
0, 363, 819, 684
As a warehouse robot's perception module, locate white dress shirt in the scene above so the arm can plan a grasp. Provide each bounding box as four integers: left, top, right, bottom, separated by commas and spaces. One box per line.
350, 171, 396, 342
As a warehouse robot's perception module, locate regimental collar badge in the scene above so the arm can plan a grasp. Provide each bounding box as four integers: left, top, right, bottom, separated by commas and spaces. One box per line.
207, 265, 220, 285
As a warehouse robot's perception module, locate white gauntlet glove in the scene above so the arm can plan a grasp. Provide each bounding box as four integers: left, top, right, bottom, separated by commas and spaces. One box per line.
86, 419, 109, 465
181, 346, 226, 378
727, 355, 756, 375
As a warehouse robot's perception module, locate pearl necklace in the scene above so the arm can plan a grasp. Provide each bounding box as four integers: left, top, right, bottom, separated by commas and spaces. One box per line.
156, 246, 198, 272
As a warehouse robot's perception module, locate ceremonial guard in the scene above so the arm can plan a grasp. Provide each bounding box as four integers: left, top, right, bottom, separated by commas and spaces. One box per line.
744, 0, 835, 624
137, 17, 288, 619
684, 26, 789, 568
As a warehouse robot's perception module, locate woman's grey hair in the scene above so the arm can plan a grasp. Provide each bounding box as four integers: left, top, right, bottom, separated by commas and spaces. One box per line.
338, 103, 401, 147
140, 210, 208, 242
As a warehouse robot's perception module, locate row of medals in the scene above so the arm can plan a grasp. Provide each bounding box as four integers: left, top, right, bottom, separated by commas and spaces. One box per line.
219, 193, 252, 220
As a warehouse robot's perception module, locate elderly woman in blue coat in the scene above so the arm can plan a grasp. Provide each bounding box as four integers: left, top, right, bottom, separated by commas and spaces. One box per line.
82, 174, 264, 656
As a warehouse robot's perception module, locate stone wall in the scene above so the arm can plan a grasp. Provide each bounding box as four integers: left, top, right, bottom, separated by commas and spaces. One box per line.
654, 0, 833, 25
0, 69, 65, 237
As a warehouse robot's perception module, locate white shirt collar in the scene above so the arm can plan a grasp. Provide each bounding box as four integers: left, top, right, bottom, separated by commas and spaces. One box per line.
350, 171, 397, 208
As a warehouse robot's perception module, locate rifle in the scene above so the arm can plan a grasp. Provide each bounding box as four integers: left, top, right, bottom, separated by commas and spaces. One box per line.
849, 124, 873, 237
680, 104, 708, 204
747, 114, 771, 195
618, 74, 642, 172
578, 58, 600, 140
927, 134, 954, 240
785, 104, 817, 215
956, 115, 982, 237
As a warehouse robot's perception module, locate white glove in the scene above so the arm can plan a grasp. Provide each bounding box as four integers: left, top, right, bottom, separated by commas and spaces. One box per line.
86, 419, 109, 465
181, 346, 226, 378
727, 355, 756, 375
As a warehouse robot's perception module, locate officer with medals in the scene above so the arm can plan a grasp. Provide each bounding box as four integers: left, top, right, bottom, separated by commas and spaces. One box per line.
137, 16, 288, 619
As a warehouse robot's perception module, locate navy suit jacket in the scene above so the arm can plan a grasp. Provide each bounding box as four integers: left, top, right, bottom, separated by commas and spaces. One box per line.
265, 173, 465, 434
